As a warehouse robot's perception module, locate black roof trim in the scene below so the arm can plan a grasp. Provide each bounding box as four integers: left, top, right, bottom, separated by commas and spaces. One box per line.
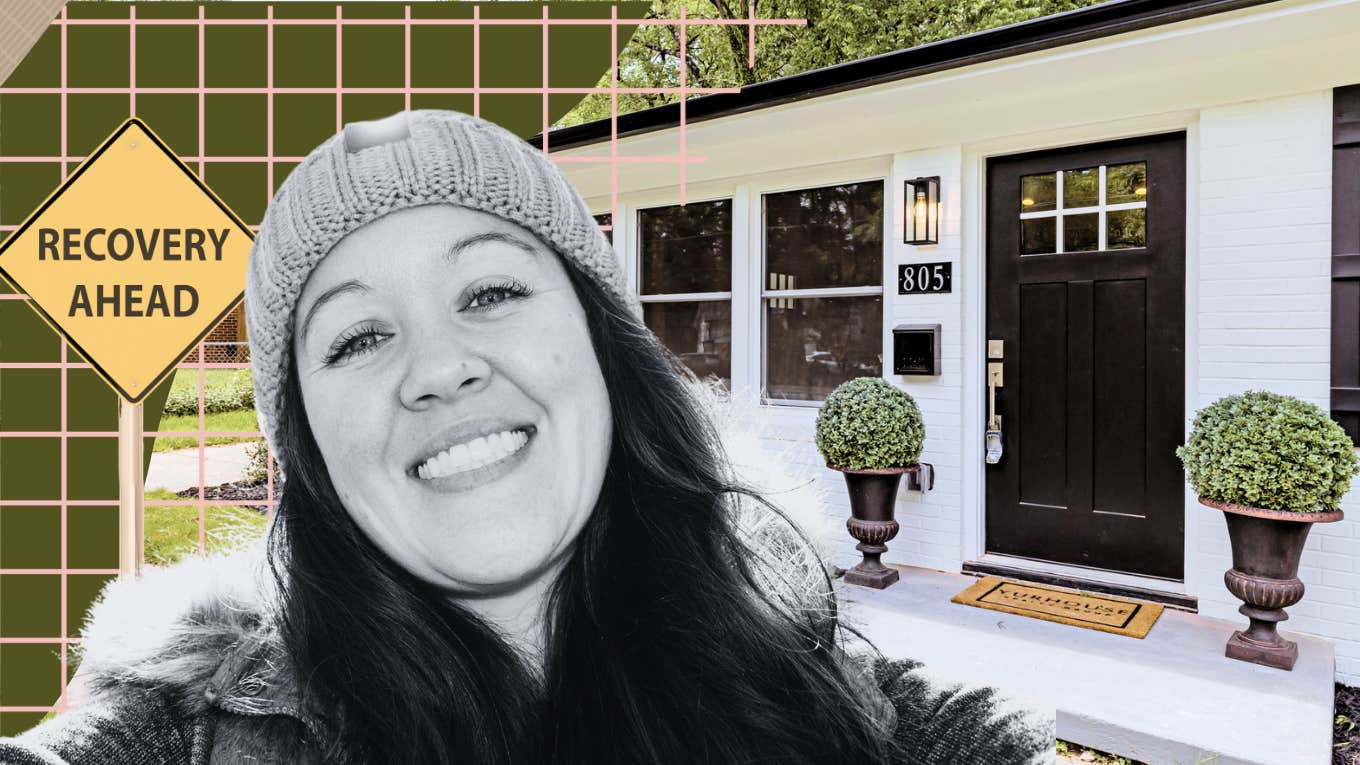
530, 0, 1277, 151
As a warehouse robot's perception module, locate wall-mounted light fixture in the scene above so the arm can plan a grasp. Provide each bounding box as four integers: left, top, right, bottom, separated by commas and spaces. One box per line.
904, 176, 940, 245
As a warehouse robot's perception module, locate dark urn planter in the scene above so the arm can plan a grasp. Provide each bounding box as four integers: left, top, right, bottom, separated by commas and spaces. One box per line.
831, 464, 918, 589
1200, 496, 1344, 671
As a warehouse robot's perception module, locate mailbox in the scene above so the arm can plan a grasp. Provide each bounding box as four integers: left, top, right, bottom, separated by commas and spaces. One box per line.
893, 324, 941, 376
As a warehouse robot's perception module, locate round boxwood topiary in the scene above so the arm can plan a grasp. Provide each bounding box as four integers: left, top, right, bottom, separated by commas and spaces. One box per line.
1176, 390, 1359, 513
815, 377, 924, 470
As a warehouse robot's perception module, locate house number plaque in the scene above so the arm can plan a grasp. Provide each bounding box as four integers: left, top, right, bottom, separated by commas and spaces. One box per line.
898, 262, 952, 295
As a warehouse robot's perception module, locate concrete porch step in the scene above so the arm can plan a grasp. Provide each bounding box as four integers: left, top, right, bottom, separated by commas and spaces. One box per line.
837, 564, 1333, 765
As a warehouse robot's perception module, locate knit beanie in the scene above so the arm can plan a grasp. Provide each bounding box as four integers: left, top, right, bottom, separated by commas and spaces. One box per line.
243, 109, 640, 484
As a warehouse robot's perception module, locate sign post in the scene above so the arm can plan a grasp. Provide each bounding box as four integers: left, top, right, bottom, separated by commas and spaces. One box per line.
0, 118, 254, 579
117, 400, 144, 579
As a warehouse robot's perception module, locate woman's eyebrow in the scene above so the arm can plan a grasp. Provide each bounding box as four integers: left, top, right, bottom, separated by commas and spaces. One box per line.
300, 278, 370, 349
299, 232, 541, 349
445, 231, 542, 264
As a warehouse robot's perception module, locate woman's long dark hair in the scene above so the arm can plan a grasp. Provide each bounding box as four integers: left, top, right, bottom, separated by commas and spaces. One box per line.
266, 252, 901, 764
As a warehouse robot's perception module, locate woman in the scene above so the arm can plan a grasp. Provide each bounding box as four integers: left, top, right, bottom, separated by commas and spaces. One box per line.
0, 110, 1054, 764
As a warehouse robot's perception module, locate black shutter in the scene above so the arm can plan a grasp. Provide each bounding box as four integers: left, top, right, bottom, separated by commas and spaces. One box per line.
1332, 85, 1360, 444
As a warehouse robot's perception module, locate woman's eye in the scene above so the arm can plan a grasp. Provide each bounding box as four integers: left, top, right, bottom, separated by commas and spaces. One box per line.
325, 328, 387, 365
465, 280, 533, 312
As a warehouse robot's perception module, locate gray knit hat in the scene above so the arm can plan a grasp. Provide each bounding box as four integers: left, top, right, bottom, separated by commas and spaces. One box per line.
244, 109, 640, 483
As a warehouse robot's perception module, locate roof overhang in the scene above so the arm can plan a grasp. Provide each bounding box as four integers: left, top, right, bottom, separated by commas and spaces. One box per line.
528, 0, 1280, 152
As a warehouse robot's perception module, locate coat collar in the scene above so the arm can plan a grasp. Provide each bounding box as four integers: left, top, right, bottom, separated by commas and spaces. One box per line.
203, 622, 336, 744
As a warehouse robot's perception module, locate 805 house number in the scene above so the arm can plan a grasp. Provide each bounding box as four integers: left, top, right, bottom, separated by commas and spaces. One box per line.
898, 262, 952, 295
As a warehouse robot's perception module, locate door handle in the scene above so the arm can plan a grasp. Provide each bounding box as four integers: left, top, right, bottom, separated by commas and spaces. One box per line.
986, 361, 1004, 464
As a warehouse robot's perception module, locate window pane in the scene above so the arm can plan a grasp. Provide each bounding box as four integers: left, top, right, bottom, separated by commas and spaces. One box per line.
593, 212, 613, 246
764, 181, 883, 290
765, 295, 881, 402
1021, 218, 1056, 255
1106, 208, 1146, 249
1020, 173, 1056, 213
638, 199, 731, 294
1063, 212, 1099, 252
1106, 162, 1147, 205
643, 300, 731, 387
1062, 166, 1099, 208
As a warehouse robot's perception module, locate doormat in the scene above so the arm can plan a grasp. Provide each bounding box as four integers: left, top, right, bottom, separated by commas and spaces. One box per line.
950, 577, 1164, 638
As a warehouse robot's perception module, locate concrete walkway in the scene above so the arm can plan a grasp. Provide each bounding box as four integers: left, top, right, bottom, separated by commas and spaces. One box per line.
838, 564, 1334, 765
146, 442, 254, 493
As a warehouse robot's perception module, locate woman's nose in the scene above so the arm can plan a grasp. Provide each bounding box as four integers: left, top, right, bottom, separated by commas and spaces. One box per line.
397, 331, 493, 410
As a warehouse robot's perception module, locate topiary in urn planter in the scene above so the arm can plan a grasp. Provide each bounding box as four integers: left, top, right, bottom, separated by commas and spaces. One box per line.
1177, 390, 1358, 670
815, 377, 925, 589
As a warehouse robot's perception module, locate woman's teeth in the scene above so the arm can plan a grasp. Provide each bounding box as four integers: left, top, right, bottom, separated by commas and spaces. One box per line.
417, 429, 529, 479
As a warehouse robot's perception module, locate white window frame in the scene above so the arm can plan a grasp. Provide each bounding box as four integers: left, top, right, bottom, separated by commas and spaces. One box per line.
1019, 163, 1149, 255
757, 176, 889, 408
588, 159, 890, 413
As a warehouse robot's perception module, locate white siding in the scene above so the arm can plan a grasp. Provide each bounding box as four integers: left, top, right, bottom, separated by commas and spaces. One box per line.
1194, 91, 1360, 684
883, 147, 967, 573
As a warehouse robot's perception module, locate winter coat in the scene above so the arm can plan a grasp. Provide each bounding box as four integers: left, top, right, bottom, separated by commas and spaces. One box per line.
0, 530, 1055, 765
0, 387, 1055, 764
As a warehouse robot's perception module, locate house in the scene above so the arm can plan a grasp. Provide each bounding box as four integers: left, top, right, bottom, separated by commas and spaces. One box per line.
534, 1, 1360, 762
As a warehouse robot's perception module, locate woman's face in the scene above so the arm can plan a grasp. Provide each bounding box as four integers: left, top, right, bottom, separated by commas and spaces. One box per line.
292, 204, 613, 596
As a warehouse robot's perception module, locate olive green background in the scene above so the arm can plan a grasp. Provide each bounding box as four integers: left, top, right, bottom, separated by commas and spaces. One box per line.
0, 0, 647, 734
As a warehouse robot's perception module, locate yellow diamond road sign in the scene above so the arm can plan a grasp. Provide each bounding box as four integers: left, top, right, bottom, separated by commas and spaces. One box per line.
0, 118, 254, 404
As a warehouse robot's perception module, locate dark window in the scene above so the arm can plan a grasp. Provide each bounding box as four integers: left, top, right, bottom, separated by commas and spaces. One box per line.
637, 200, 732, 386
593, 212, 612, 246
761, 181, 884, 402
638, 199, 731, 295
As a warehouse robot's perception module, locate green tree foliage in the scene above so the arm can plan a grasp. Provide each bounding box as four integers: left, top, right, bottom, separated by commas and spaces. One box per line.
556, 0, 1101, 127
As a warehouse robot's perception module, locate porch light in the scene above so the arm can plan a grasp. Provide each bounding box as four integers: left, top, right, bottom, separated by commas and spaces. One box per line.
905, 176, 940, 245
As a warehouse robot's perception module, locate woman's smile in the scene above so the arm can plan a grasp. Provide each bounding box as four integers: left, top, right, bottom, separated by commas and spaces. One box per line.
410, 425, 538, 494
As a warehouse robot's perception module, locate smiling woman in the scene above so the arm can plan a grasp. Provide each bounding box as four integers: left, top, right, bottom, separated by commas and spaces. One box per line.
0, 110, 1054, 765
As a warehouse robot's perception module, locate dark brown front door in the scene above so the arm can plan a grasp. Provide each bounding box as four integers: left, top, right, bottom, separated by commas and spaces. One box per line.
985, 132, 1186, 580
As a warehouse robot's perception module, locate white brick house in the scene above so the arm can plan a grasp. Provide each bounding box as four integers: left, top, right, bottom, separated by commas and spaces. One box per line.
538, 1, 1360, 761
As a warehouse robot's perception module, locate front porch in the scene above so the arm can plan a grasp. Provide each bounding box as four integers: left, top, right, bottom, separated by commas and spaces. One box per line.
836, 563, 1334, 765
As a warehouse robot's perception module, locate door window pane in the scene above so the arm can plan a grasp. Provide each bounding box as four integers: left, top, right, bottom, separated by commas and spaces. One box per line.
765, 295, 881, 401
638, 200, 731, 294
1021, 218, 1056, 255
1063, 212, 1099, 252
1062, 167, 1099, 208
643, 301, 731, 386
1020, 173, 1056, 213
1106, 163, 1147, 205
1018, 161, 1148, 256
1106, 208, 1146, 249
763, 181, 883, 290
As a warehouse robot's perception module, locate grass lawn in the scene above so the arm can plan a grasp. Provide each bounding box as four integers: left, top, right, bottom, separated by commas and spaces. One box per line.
152, 408, 261, 452
168, 367, 252, 397
151, 368, 260, 452
143, 487, 269, 566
